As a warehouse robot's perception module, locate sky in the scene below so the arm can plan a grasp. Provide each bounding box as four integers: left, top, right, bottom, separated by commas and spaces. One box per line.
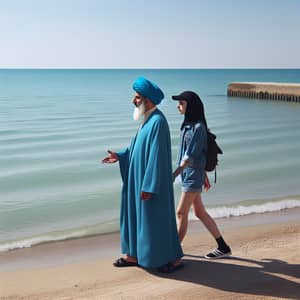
0, 0, 299, 68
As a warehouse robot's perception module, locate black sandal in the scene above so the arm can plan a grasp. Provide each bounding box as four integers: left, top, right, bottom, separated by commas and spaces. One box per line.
157, 262, 184, 273
113, 257, 138, 267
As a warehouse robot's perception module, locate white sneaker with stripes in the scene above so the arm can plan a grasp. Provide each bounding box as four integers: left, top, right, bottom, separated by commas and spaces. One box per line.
205, 248, 232, 259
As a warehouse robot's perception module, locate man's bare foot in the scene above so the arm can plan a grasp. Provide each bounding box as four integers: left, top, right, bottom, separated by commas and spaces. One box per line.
113, 255, 138, 267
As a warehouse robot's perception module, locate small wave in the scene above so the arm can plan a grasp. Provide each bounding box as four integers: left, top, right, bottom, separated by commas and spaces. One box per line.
201, 199, 300, 219
0, 221, 119, 252
0, 230, 87, 252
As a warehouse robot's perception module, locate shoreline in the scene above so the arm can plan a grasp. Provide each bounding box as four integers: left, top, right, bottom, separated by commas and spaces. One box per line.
0, 207, 299, 273
0, 208, 299, 299
1, 196, 300, 254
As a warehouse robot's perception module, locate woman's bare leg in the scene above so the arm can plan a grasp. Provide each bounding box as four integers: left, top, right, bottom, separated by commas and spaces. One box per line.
192, 193, 231, 257
176, 191, 198, 242
192, 193, 221, 238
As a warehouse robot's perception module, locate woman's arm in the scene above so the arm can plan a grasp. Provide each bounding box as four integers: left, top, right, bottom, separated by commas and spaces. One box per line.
172, 159, 189, 182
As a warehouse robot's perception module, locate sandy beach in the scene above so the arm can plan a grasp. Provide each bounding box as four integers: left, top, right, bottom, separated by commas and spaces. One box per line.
1, 208, 299, 300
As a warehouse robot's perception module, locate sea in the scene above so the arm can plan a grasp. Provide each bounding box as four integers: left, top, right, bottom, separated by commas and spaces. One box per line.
1, 69, 300, 252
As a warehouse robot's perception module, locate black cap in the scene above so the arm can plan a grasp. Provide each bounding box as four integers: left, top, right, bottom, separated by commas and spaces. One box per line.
172, 91, 198, 102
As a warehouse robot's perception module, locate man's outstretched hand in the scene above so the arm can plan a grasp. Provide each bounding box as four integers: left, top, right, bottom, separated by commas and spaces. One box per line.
102, 150, 119, 164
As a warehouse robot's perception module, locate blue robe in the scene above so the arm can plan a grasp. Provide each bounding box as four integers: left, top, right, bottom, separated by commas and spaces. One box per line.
117, 109, 183, 268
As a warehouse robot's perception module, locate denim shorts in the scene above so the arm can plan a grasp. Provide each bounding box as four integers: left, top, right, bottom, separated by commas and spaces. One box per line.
181, 167, 205, 192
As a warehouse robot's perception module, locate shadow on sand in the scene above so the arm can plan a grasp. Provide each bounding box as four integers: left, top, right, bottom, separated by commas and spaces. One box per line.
150, 255, 300, 299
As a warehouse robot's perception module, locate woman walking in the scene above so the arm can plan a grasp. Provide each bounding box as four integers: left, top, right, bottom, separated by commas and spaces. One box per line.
172, 91, 231, 259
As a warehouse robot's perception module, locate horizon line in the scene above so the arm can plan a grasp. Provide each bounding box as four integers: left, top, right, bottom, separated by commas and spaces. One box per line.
1, 67, 300, 70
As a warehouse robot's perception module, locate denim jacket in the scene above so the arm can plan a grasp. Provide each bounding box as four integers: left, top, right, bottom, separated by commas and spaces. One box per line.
177, 121, 207, 170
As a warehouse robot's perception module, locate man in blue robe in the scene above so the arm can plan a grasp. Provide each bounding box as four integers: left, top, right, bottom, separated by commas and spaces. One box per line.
102, 77, 183, 272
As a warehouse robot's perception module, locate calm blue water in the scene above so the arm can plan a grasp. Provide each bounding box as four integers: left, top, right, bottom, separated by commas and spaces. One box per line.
1, 69, 300, 251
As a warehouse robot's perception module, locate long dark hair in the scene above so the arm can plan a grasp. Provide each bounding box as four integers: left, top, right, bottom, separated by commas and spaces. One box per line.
181, 91, 208, 130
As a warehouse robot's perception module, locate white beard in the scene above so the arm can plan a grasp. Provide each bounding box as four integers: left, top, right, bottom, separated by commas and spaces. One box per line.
133, 102, 145, 121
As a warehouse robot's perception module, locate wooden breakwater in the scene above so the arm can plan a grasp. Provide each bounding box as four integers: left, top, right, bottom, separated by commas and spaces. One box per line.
227, 82, 300, 102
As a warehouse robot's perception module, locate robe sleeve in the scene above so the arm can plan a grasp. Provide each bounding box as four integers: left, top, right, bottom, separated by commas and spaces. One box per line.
117, 148, 129, 183
141, 118, 169, 195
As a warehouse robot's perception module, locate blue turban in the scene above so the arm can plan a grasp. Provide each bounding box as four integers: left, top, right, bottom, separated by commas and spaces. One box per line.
132, 77, 164, 105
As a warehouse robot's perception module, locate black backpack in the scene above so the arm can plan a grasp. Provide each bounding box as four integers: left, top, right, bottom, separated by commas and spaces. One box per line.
205, 129, 223, 182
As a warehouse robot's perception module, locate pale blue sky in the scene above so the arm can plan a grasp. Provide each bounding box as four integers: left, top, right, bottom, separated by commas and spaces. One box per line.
0, 0, 299, 68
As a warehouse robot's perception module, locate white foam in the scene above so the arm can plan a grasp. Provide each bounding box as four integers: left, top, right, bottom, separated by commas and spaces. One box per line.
191, 199, 300, 220
0, 230, 87, 252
